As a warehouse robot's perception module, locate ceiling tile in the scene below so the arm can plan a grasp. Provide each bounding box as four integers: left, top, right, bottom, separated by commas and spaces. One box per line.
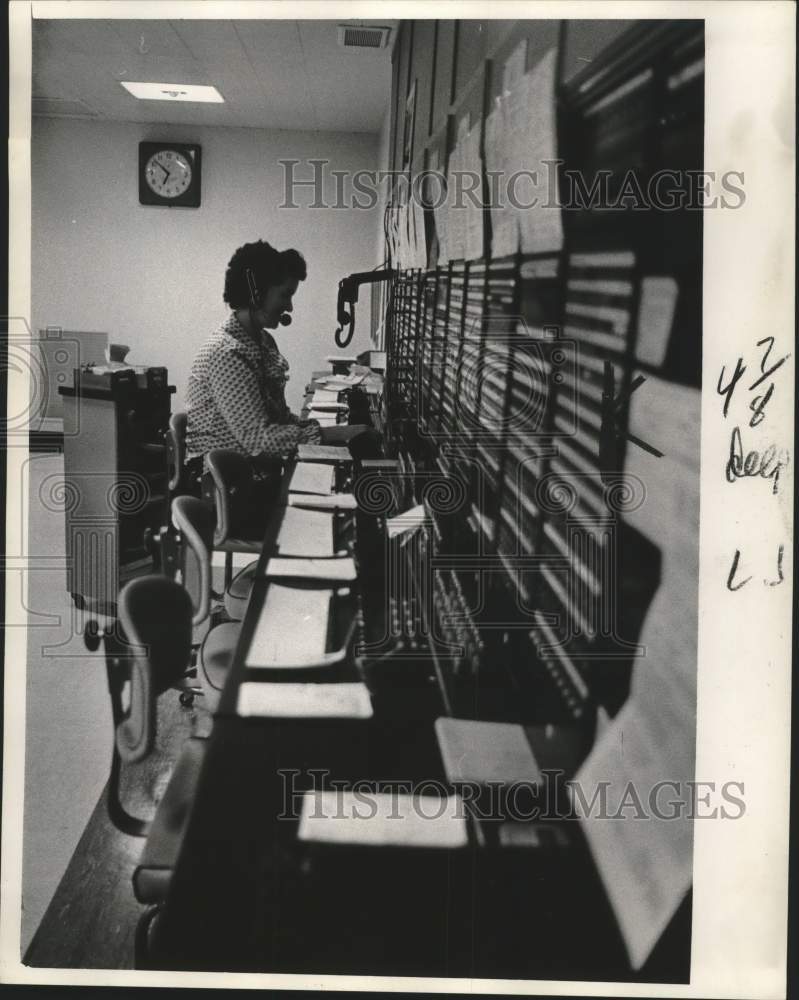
32, 17, 393, 133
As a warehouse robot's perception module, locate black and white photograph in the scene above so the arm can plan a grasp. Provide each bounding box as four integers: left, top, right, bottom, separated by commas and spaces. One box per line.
1, 1, 794, 994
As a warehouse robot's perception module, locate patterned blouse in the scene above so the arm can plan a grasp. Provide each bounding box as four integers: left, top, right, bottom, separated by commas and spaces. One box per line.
186, 313, 321, 459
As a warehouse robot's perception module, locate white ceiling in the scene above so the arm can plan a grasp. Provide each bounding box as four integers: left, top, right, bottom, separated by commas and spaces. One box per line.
32, 18, 395, 133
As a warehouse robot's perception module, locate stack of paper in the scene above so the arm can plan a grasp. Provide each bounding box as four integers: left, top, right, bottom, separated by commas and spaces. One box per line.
265, 556, 357, 583
309, 400, 348, 412
317, 373, 365, 389
289, 493, 358, 511
290, 462, 335, 495
296, 444, 351, 464
297, 791, 468, 847
237, 682, 373, 719
311, 388, 343, 406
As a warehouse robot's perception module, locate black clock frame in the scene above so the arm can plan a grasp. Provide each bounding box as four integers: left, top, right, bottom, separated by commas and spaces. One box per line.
139, 141, 202, 207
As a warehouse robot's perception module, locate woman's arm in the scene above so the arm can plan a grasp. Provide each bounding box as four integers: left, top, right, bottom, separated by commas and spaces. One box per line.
208, 347, 321, 455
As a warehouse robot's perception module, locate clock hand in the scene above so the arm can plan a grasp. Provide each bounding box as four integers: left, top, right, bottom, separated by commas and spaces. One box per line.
158, 162, 171, 181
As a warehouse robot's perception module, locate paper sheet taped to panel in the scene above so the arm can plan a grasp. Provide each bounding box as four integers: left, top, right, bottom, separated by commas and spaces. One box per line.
573, 375, 699, 971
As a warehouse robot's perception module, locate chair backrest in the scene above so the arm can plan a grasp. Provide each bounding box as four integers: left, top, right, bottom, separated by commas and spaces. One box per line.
166, 411, 188, 493
171, 495, 214, 626
116, 575, 194, 760
100, 575, 194, 836
206, 449, 257, 546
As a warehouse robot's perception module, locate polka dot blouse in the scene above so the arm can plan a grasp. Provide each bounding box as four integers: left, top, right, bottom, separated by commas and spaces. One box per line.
186, 313, 321, 459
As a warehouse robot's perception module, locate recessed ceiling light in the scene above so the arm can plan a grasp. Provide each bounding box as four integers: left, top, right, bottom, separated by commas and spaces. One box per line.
120, 82, 224, 103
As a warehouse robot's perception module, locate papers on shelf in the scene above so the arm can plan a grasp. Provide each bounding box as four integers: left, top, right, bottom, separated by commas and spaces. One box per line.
308, 413, 339, 427
309, 399, 349, 411
311, 388, 342, 403
275, 507, 335, 558
298, 791, 468, 848
245, 584, 331, 666
296, 443, 352, 463
265, 556, 357, 583
237, 682, 373, 719
386, 503, 429, 539
316, 373, 365, 388
289, 492, 358, 511
290, 462, 335, 496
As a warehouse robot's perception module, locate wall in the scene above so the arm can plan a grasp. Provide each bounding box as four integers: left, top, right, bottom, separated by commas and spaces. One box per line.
31, 118, 380, 412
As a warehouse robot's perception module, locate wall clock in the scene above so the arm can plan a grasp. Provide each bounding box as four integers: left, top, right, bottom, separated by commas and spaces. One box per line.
139, 142, 202, 207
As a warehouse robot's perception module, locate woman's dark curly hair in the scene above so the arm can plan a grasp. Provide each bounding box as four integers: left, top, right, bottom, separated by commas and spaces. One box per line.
223, 240, 307, 308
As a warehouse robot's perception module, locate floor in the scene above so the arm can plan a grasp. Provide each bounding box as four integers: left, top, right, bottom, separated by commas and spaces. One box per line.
21, 451, 110, 953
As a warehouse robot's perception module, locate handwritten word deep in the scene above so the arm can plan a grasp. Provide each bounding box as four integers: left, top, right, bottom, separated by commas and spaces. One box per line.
725, 426, 788, 495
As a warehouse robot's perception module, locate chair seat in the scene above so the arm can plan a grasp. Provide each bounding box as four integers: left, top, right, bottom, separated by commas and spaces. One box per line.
198, 621, 241, 709
224, 559, 258, 621
216, 538, 261, 554
132, 738, 207, 905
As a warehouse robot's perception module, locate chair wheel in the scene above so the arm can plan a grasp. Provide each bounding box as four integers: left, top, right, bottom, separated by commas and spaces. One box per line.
179, 692, 195, 707
134, 905, 161, 969
84, 619, 102, 652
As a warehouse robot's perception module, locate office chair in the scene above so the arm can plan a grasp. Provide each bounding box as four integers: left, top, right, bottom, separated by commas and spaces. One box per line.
87, 574, 208, 967
171, 495, 242, 709
166, 410, 204, 499
202, 449, 270, 616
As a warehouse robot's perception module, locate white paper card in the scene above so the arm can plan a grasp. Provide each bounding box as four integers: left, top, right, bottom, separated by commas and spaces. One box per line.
298, 791, 468, 847
275, 507, 335, 558
245, 584, 331, 666
290, 462, 335, 495
237, 682, 373, 719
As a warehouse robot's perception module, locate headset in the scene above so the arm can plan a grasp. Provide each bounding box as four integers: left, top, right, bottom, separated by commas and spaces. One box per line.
245, 267, 292, 327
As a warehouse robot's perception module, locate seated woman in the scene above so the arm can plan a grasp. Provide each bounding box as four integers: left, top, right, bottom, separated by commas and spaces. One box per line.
186, 239, 322, 466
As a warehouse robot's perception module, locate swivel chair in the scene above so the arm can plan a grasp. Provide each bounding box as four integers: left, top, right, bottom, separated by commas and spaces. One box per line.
171, 495, 242, 708
202, 449, 271, 618
89, 574, 208, 967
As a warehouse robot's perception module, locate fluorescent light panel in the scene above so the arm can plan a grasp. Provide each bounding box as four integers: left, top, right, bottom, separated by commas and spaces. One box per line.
121, 82, 224, 103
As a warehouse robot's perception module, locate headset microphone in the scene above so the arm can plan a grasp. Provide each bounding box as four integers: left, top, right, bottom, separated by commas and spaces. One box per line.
279, 314, 292, 326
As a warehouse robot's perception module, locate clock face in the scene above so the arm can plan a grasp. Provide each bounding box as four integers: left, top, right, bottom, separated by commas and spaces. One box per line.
144, 149, 193, 199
